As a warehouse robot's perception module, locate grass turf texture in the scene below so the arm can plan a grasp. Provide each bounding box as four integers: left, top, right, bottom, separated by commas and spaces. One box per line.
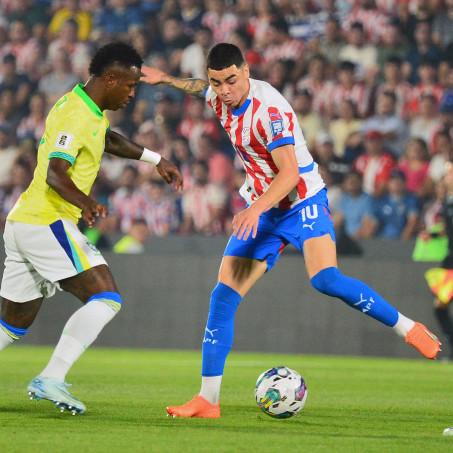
0, 347, 452, 452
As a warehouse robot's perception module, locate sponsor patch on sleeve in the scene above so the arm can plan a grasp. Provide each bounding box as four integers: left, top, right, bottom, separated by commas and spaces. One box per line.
55, 132, 74, 150
268, 107, 284, 138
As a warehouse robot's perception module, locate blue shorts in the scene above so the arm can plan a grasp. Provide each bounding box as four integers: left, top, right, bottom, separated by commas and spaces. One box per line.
224, 188, 335, 271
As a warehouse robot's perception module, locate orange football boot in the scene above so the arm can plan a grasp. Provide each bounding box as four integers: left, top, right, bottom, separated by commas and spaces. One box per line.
166, 395, 220, 418
405, 322, 441, 359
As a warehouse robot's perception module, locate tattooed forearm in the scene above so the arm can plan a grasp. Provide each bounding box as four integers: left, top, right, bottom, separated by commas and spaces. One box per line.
164, 76, 209, 98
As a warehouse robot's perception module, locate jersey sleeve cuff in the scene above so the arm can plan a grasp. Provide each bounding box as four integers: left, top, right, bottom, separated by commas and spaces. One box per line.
48, 152, 76, 166
267, 136, 295, 152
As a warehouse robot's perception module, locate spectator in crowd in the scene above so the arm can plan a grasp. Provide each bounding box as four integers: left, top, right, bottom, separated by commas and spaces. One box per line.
437, 91, 453, 140
409, 93, 441, 147
398, 137, 430, 198
333, 171, 377, 240
110, 165, 149, 234
362, 89, 408, 157
0, 89, 22, 132
48, 0, 92, 41
113, 218, 149, 254
297, 53, 332, 116
374, 169, 420, 240
344, 0, 389, 44
377, 56, 412, 117
93, 0, 143, 40
47, 18, 91, 79
313, 131, 350, 186
0, 20, 41, 75
293, 87, 323, 152
318, 15, 344, 65
432, 0, 453, 49
261, 17, 304, 65
160, 16, 192, 68
180, 160, 227, 235
339, 21, 378, 83
0, 53, 33, 113
202, 0, 239, 43
428, 131, 453, 185
16, 92, 46, 143
178, 0, 204, 36
0, 159, 32, 226
354, 130, 396, 196
404, 58, 444, 119
196, 134, 234, 190
180, 26, 212, 79
38, 48, 80, 106
329, 99, 362, 159
376, 19, 409, 73
406, 20, 442, 84
177, 97, 219, 155
395, 0, 418, 44
171, 135, 194, 190
328, 60, 370, 118
143, 180, 179, 237
4, 0, 48, 30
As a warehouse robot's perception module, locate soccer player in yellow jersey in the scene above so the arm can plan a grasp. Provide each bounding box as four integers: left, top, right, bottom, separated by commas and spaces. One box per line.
0, 42, 182, 415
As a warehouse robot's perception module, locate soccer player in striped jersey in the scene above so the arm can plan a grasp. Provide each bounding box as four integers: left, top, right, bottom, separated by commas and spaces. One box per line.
0, 42, 182, 415
142, 43, 441, 419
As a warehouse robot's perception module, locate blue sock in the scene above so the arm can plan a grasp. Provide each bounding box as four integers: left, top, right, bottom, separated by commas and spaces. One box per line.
202, 283, 242, 377
0, 318, 28, 341
310, 267, 399, 327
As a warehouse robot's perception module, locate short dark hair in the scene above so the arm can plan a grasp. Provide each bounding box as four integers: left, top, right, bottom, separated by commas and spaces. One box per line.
350, 21, 364, 32
338, 60, 356, 72
207, 43, 245, 71
89, 42, 143, 77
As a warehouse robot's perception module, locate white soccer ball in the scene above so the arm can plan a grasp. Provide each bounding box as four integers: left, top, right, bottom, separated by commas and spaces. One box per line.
255, 366, 308, 418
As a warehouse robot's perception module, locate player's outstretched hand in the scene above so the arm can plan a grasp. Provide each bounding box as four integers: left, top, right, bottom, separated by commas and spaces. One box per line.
81, 199, 108, 228
157, 158, 183, 191
232, 205, 261, 241
141, 66, 167, 85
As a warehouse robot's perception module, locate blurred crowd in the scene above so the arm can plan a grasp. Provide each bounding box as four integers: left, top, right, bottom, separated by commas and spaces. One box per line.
2, 0, 453, 252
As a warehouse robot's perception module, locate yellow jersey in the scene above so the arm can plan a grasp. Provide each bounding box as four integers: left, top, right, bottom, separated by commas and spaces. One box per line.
8, 84, 110, 225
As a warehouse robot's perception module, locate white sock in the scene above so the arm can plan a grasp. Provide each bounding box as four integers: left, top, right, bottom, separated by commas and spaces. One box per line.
393, 313, 415, 337
200, 375, 222, 404
40, 301, 119, 380
0, 326, 14, 350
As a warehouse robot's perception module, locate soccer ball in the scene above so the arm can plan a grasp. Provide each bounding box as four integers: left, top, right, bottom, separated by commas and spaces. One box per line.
255, 366, 308, 418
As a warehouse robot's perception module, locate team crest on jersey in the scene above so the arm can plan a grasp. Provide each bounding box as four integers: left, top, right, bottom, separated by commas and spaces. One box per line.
268, 107, 283, 137
55, 132, 73, 150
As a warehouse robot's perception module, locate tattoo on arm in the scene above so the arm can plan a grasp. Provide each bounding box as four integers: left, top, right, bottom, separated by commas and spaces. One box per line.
167, 77, 209, 98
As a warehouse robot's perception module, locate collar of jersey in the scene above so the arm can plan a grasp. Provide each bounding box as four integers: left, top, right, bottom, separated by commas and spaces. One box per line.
73, 84, 104, 118
231, 98, 251, 116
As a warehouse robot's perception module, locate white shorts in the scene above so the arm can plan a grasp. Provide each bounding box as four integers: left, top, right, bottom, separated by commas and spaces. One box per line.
1, 220, 107, 302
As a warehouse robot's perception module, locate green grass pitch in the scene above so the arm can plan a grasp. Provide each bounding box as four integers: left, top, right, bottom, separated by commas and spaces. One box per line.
1, 347, 453, 452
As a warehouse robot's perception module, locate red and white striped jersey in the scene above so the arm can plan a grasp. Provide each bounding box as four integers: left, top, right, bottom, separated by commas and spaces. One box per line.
205, 78, 325, 210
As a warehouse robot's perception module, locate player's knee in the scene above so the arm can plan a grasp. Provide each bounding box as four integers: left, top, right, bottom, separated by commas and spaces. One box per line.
310, 267, 341, 296
0, 318, 28, 342
208, 283, 242, 322
87, 291, 123, 314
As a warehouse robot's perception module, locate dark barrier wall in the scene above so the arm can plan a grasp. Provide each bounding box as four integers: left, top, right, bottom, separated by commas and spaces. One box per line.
2, 237, 440, 358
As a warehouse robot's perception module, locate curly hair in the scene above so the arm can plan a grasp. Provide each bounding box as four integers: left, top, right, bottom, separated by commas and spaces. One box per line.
89, 42, 143, 76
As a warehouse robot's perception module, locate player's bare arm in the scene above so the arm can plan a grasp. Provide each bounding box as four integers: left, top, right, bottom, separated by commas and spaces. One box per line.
232, 144, 299, 241
141, 66, 208, 98
105, 129, 183, 190
47, 158, 107, 228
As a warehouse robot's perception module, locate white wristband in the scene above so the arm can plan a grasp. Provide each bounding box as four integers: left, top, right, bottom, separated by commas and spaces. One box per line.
140, 148, 161, 166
